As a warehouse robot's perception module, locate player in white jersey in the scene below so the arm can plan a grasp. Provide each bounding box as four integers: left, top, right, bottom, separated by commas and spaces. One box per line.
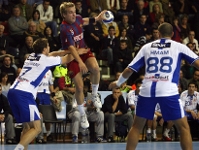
7, 38, 88, 150
180, 81, 199, 121
109, 23, 199, 150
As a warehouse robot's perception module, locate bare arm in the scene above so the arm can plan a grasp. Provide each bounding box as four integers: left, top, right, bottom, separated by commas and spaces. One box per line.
82, 10, 107, 26
49, 50, 70, 57
193, 59, 199, 69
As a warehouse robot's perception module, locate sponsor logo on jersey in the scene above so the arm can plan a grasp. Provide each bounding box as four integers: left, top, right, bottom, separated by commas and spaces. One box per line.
27, 55, 41, 61
145, 74, 169, 81
73, 33, 83, 42
151, 43, 171, 49
70, 29, 74, 35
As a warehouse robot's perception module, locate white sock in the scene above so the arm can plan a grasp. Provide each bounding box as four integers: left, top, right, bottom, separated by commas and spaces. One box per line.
78, 104, 85, 116
14, 144, 24, 150
164, 128, 170, 136
47, 130, 51, 137
147, 128, 151, 134
153, 129, 156, 135
91, 84, 99, 95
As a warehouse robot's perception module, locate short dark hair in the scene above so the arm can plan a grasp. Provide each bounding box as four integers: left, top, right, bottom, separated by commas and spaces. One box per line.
33, 38, 48, 54
135, 78, 142, 86
158, 22, 173, 37
188, 81, 198, 89
32, 10, 40, 20
108, 26, 115, 31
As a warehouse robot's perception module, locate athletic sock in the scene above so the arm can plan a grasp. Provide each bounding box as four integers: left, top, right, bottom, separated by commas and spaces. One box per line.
14, 144, 24, 150
91, 84, 99, 95
78, 104, 85, 116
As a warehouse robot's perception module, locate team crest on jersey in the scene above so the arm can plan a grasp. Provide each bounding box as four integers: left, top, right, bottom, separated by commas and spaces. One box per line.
70, 29, 74, 35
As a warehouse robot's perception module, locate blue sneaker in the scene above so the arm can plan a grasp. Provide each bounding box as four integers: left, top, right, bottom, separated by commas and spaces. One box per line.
72, 135, 78, 143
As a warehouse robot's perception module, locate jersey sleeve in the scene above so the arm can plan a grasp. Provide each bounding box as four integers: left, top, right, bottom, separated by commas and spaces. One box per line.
128, 46, 146, 72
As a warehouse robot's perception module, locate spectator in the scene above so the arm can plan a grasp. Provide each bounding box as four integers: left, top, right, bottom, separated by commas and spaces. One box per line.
0, 84, 16, 144
23, 21, 44, 42
102, 20, 120, 37
28, 10, 46, 35
0, 25, 10, 55
115, 40, 133, 73
116, 0, 133, 24
149, 3, 163, 24
101, 26, 119, 69
151, 28, 159, 41
0, 5, 11, 22
179, 69, 188, 92
149, 0, 163, 13
188, 70, 199, 91
182, 31, 199, 54
18, 0, 33, 21
106, 0, 120, 14
161, 0, 175, 23
118, 14, 134, 44
172, 17, 181, 43
173, 0, 194, 17
133, 0, 149, 24
118, 27, 133, 51
84, 12, 103, 57
75, 0, 89, 18
179, 14, 191, 40
134, 14, 151, 41
0, 72, 11, 97
102, 87, 133, 142
68, 78, 106, 143
18, 36, 34, 67
151, 14, 165, 29
90, 0, 108, 13
0, 55, 16, 84
36, 0, 58, 36
8, 5, 28, 47
44, 26, 61, 52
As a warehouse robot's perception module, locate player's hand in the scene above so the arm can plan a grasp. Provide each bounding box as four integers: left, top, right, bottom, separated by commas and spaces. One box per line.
95, 10, 107, 21
77, 48, 89, 55
108, 81, 119, 90
191, 111, 197, 120
79, 62, 88, 74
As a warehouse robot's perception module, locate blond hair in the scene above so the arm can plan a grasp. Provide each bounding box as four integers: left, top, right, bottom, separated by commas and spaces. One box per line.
60, 2, 75, 18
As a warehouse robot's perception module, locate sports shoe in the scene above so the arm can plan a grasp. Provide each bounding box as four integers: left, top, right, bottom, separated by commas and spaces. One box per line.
81, 114, 89, 128
96, 136, 107, 143
151, 134, 158, 141
92, 94, 102, 108
36, 138, 46, 144
72, 135, 78, 143
163, 135, 172, 141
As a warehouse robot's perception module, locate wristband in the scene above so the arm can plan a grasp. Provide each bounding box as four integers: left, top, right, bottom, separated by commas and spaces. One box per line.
89, 17, 96, 24
116, 74, 127, 87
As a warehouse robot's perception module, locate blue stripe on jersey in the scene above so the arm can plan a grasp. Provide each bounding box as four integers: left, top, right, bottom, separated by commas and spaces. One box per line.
151, 76, 158, 97
30, 67, 50, 88
172, 53, 182, 84
128, 56, 145, 72
182, 53, 198, 64
158, 39, 166, 50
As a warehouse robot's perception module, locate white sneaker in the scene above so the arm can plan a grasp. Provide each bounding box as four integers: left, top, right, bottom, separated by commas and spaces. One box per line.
92, 94, 102, 108
81, 114, 89, 129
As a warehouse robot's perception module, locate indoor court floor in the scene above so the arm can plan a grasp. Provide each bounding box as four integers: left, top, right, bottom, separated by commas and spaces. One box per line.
1, 142, 199, 150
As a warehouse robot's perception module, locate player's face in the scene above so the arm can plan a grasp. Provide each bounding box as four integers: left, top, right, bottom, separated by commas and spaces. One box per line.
63, 6, 76, 24
188, 84, 196, 94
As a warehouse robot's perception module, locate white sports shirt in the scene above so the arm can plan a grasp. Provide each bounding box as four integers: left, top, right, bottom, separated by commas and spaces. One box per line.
180, 90, 199, 113
37, 70, 54, 94
127, 90, 138, 114
128, 38, 199, 97
11, 53, 61, 98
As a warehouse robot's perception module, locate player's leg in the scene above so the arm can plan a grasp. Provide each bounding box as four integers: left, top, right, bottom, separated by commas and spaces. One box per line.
126, 116, 146, 150
173, 117, 192, 150
73, 73, 89, 128
15, 120, 41, 150
126, 96, 157, 150
159, 95, 192, 150
85, 57, 101, 108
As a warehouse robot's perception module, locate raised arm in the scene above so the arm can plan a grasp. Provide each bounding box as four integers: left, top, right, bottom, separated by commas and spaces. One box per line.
82, 10, 107, 25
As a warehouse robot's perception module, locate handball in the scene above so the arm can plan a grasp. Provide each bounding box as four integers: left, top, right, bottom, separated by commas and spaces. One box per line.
102, 11, 114, 24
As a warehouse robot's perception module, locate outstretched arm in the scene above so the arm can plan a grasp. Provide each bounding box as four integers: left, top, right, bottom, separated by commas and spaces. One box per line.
109, 68, 134, 90
83, 10, 107, 25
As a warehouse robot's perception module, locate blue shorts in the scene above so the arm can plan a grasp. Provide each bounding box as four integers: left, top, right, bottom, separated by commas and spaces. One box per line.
136, 95, 185, 121
7, 89, 40, 123
37, 92, 51, 105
